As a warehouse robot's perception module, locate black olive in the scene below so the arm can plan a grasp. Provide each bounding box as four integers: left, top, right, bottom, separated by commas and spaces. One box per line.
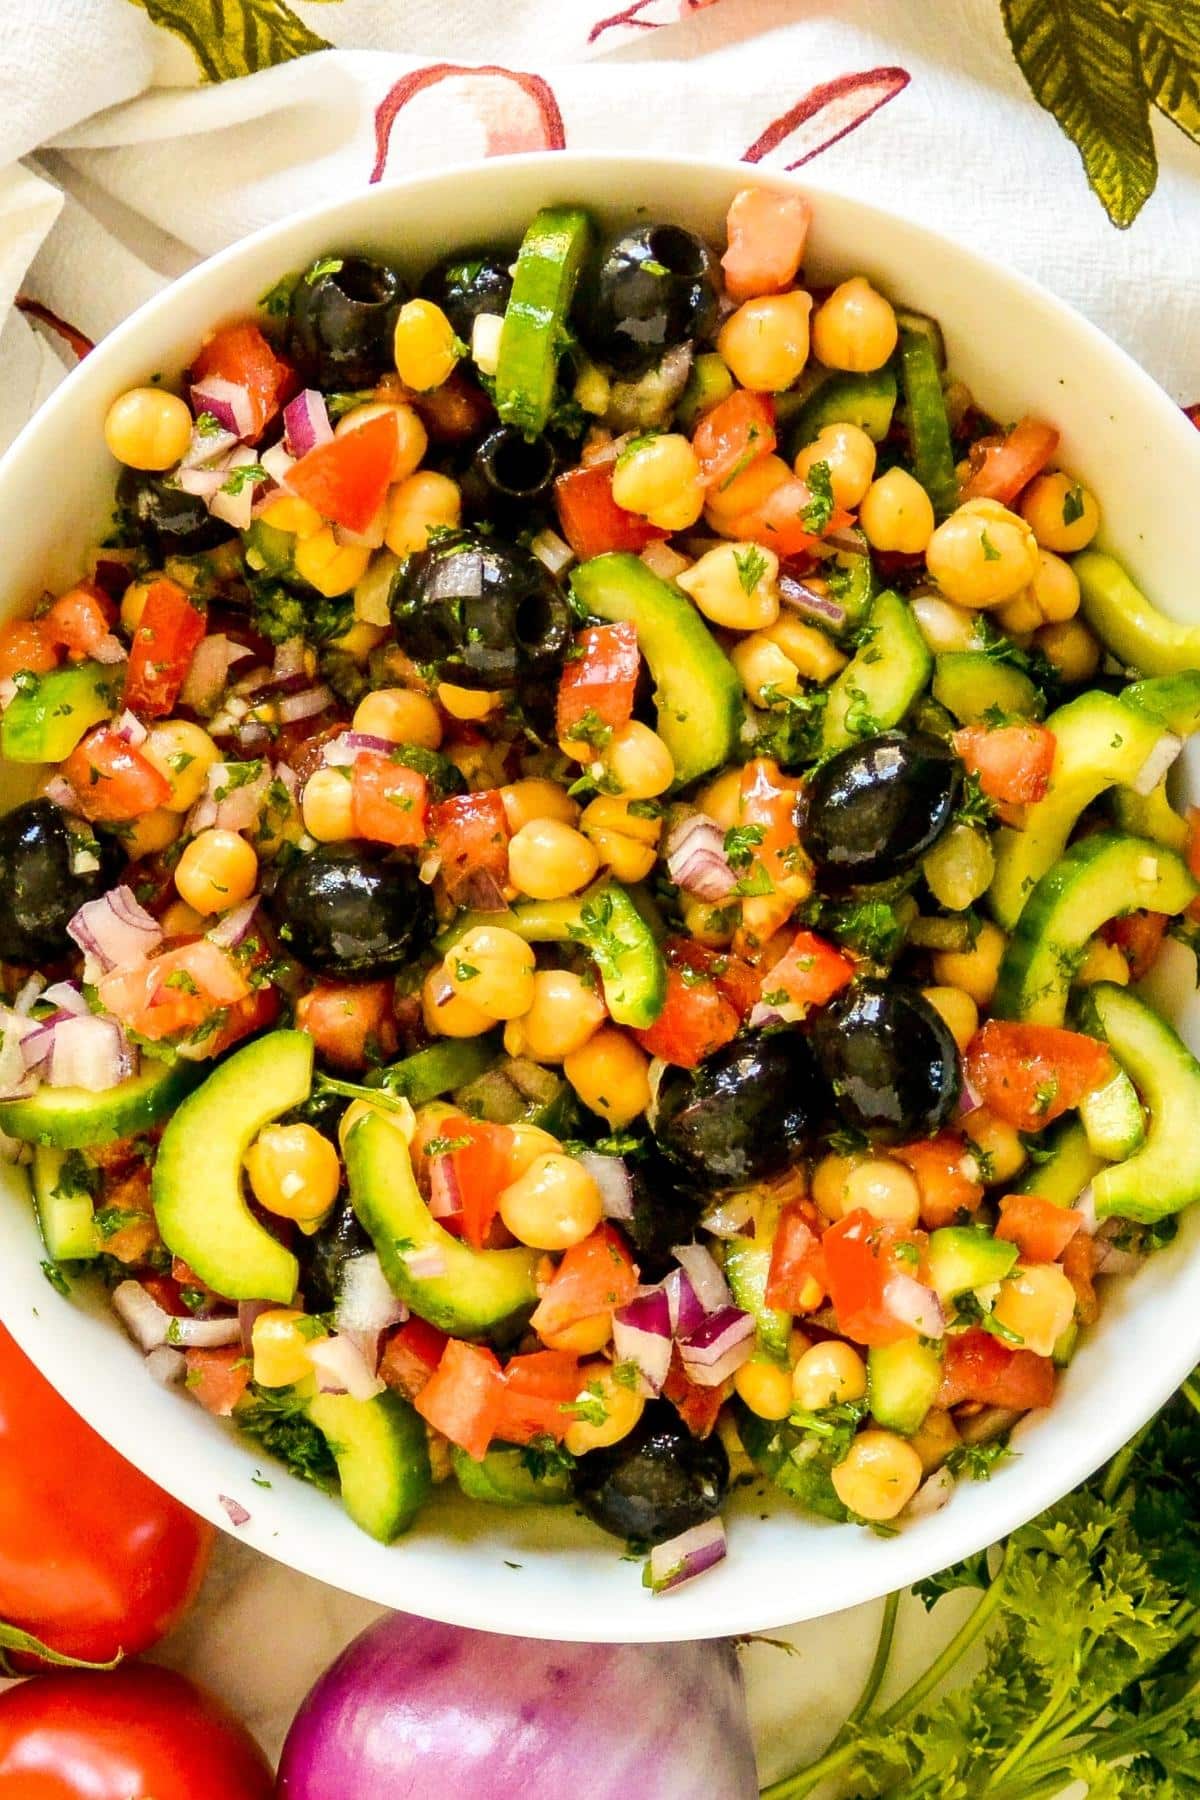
288, 256, 407, 390
625, 1150, 705, 1281
652, 1028, 828, 1193
0, 801, 121, 964
264, 842, 434, 979
582, 224, 719, 374
116, 468, 230, 553
573, 1400, 729, 1544
390, 528, 572, 692
801, 733, 963, 887
418, 249, 513, 343
809, 979, 961, 1143
473, 427, 557, 503
296, 1199, 371, 1314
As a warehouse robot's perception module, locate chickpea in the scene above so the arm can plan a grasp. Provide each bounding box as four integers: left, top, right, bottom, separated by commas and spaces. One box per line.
676, 542, 780, 632
331, 620, 386, 663
159, 899, 206, 937
498, 1152, 604, 1251
792, 1340, 868, 1412
926, 498, 1040, 609
761, 614, 848, 683
508, 818, 600, 901
504, 1122, 562, 1181
563, 1364, 645, 1456
174, 828, 258, 916
245, 1122, 341, 1232
679, 891, 737, 948
831, 1429, 923, 1521
384, 471, 462, 556
597, 720, 674, 800
730, 633, 801, 708
923, 823, 994, 913
922, 985, 979, 1052
717, 290, 813, 393
121, 807, 182, 859
993, 591, 1044, 640
500, 778, 579, 834
932, 919, 1007, 1007
1036, 617, 1100, 684
695, 768, 743, 832
141, 719, 221, 813
352, 687, 442, 749
252, 1309, 327, 1390
1075, 936, 1129, 987
445, 925, 535, 1022
859, 468, 935, 555
293, 529, 371, 598
421, 964, 494, 1039
301, 766, 355, 843
1029, 549, 1081, 625
610, 433, 706, 532
335, 400, 427, 482
392, 298, 461, 393
119, 579, 153, 634
564, 1026, 651, 1127
911, 592, 982, 655
811, 277, 898, 373
992, 1263, 1077, 1358
811, 1152, 856, 1221
1020, 471, 1100, 553
909, 1406, 960, 1474
793, 421, 877, 509
965, 1107, 1027, 1186
438, 682, 500, 722
104, 386, 194, 471
579, 793, 662, 884
734, 1356, 794, 1421
540, 1313, 616, 1356
843, 1158, 921, 1228
503, 969, 606, 1062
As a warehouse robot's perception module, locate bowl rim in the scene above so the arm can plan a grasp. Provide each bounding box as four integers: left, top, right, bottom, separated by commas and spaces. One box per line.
3, 148, 1200, 1644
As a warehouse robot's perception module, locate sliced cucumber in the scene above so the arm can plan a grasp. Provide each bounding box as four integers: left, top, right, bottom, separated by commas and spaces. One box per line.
452, 1055, 579, 1135
1, 662, 118, 763
305, 1388, 431, 1543
724, 1234, 790, 1362
0, 1055, 204, 1149
932, 652, 1044, 725
789, 368, 898, 448
993, 831, 1196, 1024
897, 325, 957, 516
927, 1226, 1018, 1300
675, 352, 735, 431
495, 205, 593, 438
735, 1402, 848, 1523
450, 1443, 572, 1506
1078, 1067, 1145, 1160
868, 1339, 942, 1436
1111, 779, 1190, 855
32, 1147, 99, 1262
373, 1036, 499, 1108
1075, 549, 1200, 677
1016, 1117, 1106, 1206
819, 590, 931, 754
1080, 982, 1200, 1223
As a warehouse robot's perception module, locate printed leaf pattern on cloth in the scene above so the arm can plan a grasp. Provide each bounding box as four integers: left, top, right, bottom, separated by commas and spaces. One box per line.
742, 67, 911, 168
1130, 0, 1200, 147
129, 0, 333, 81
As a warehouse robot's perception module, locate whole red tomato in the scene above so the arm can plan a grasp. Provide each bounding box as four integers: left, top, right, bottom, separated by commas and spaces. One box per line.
0, 1666, 273, 1799
0, 1324, 213, 1665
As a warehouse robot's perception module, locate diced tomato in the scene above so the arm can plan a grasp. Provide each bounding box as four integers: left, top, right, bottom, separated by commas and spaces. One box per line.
633, 960, 740, 1068
721, 187, 812, 303
557, 622, 641, 748
287, 412, 399, 535
195, 982, 279, 1059
1102, 909, 1168, 981
295, 979, 396, 1071
99, 939, 251, 1042
965, 1020, 1113, 1132
959, 416, 1060, 505
413, 1339, 503, 1461
191, 322, 291, 440
666, 940, 762, 1020
1062, 1229, 1099, 1325
380, 1318, 448, 1401
529, 1224, 639, 1346
141, 1275, 189, 1316
734, 758, 809, 956
765, 1200, 826, 1312
426, 1116, 515, 1251
953, 722, 1056, 808
892, 1134, 985, 1230
350, 752, 429, 848
938, 1328, 1056, 1412
492, 1350, 582, 1445
430, 789, 509, 902
554, 464, 670, 560
185, 1347, 250, 1418
42, 583, 122, 664
761, 928, 853, 1013
63, 727, 171, 823
123, 579, 207, 718
996, 1193, 1083, 1263
729, 478, 853, 559
662, 1347, 727, 1438
1187, 403, 1200, 432
822, 1209, 926, 1347
0, 619, 56, 681
692, 390, 777, 491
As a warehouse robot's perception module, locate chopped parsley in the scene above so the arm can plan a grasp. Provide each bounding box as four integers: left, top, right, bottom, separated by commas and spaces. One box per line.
733, 544, 769, 594
306, 256, 344, 285
979, 527, 1001, 561
235, 1384, 337, 1491
723, 822, 766, 869
799, 459, 836, 534
220, 462, 270, 497
1061, 482, 1086, 526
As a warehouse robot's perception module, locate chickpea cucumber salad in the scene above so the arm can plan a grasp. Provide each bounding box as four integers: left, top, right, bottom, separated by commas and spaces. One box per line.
0, 184, 1197, 1588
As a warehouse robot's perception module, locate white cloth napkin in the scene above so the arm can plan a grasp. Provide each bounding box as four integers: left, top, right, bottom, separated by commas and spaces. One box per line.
2, 0, 1200, 457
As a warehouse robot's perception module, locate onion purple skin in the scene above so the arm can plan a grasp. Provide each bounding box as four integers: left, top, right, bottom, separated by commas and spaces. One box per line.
275, 1613, 757, 1800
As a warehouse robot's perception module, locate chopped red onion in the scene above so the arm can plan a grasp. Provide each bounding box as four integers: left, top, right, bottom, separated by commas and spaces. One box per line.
905, 1466, 956, 1520
168, 1313, 241, 1349
91, 632, 128, 667
672, 1242, 732, 1314
145, 1345, 188, 1389
68, 885, 162, 977
275, 761, 298, 798
210, 446, 267, 531
665, 812, 737, 902
699, 1191, 755, 1238
335, 1253, 407, 1338
113, 1279, 174, 1352
113, 708, 148, 747
419, 852, 442, 886
322, 730, 394, 767
334, 509, 387, 551
283, 389, 333, 458
530, 528, 575, 576
646, 1516, 727, 1593
428, 1154, 462, 1223
613, 1288, 673, 1394
821, 524, 870, 557
179, 635, 254, 715
958, 1066, 984, 1117
177, 464, 227, 501
0, 1013, 40, 1098
260, 440, 297, 489
459, 867, 509, 912
748, 997, 805, 1030
11, 974, 45, 1017
578, 1150, 634, 1221
0, 677, 17, 712
1074, 1183, 1098, 1236
1094, 1236, 1143, 1278
401, 1244, 448, 1280
190, 376, 256, 440
219, 1495, 252, 1528
273, 636, 310, 683
206, 895, 260, 949
45, 1014, 134, 1092
309, 1333, 387, 1401
882, 1273, 945, 1339
778, 572, 847, 629
238, 1298, 274, 1353
278, 685, 333, 724
182, 420, 238, 468
662, 1266, 705, 1340
189, 759, 270, 835
20, 1018, 61, 1072
678, 1305, 755, 1386
43, 775, 79, 811
1131, 732, 1183, 796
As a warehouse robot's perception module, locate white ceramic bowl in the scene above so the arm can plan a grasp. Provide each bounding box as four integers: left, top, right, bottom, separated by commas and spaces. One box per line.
2, 152, 1199, 1644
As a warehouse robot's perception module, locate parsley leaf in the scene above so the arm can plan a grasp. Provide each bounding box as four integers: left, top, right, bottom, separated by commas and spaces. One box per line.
733, 544, 769, 594
799, 459, 835, 534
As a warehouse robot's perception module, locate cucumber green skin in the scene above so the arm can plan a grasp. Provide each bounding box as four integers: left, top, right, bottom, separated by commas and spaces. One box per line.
723, 1239, 790, 1362
152, 1031, 312, 1304
373, 1036, 499, 1108
345, 1109, 538, 1336
675, 353, 734, 432
570, 553, 743, 787
735, 1402, 848, 1523
305, 1389, 431, 1542
927, 1226, 1018, 1300
1078, 1068, 1145, 1160
495, 205, 593, 438
1075, 550, 1200, 677
897, 327, 957, 516
451, 1057, 578, 1135
2, 662, 117, 763
1016, 1118, 1105, 1206
242, 519, 295, 578
0, 1055, 204, 1149
1111, 780, 1190, 855
1081, 981, 1200, 1223
1053, 1319, 1079, 1368
932, 652, 1044, 725
868, 1340, 942, 1436
819, 590, 931, 753
993, 831, 1197, 1025
789, 368, 898, 447
450, 1443, 571, 1506
32, 1146, 98, 1261
436, 882, 666, 1030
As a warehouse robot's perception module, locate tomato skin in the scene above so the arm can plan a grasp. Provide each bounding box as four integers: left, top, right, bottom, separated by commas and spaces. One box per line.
730, 479, 852, 558
938, 1328, 1056, 1412
0, 1665, 272, 1800
764, 1200, 826, 1311
428, 1116, 515, 1251
492, 1350, 582, 1445
295, 978, 397, 1071
380, 1317, 448, 1400
0, 1325, 213, 1667
556, 621, 641, 746
721, 187, 812, 303
892, 1134, 984, 1229
692, 389, 776, 490
662, 1347, 727, 1437
666, 940, 761, 1019
350, 753, 429, 848
761, 928, 853, 1012
123, 578, 206, 718
63, 727, 171, 823
822, 1209, 925, 1347
42, 585, 121, 665
0, 619, 56, 680
1062, 1229, 1100, 1324
1101, 908, 1168, 981
633, 961, 740, 1068
184, 1345, 251, 1417
413, 1339, 503, 1460
287, 411, 397, 534
554, 464, 669, 560
959, 416, 1059, 505
191, 321, 290, 441
996, 1193, 1083, 1262
529, 1224, 639, 1344
430, 788, 509, 902
965, 1020, 1113, 1132
953, 722, 1056, 808
734, 758, 809, 955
